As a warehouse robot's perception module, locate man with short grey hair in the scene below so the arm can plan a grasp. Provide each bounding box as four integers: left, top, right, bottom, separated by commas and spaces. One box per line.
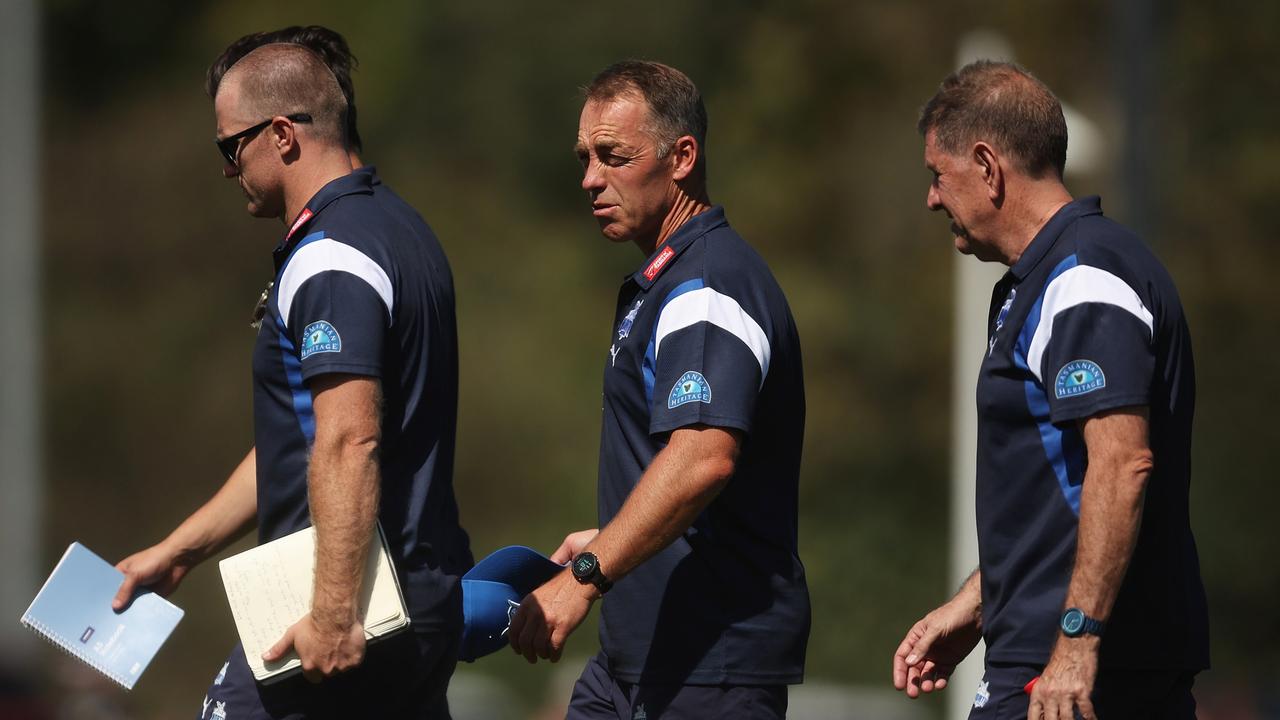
892, 60, 1208, 720
509, 60, 810, 720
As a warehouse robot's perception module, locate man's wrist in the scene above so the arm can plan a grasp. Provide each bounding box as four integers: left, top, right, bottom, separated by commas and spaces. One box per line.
310, 600, 359, 632
160, 535, 203, 567
573, 574, 604, 601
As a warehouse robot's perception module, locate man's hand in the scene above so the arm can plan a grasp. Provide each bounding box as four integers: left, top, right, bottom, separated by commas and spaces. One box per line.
264, 612, 367, 683
893, 590, 983, 698
508, 570, 597, 664
112, 542, 193, 610
1028, 636, 1098, 720
550, 529, 599, 564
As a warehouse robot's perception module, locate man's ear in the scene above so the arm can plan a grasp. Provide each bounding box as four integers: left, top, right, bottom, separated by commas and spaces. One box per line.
271, 116, 299, 161
973, 141, 1003, 201
670, 134, 699, 181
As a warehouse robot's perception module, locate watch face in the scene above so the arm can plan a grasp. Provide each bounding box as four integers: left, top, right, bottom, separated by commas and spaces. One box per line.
1062, 609, 1084, 635
573, 553, 596, 578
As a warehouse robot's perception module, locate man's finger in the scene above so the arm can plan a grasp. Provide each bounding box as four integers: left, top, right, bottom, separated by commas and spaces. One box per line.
516, 613, 541, 664
549, 627, 566, 663
550, 542, 575, 565
1077, 695, 1097, 720
892, 626, 923, 685
263, 627, 294, 661
903, 625, 938, 667
111, 575, 137, 611
920, 661, 940, 693
534, 623, 552, 659
905, 665, 923, 698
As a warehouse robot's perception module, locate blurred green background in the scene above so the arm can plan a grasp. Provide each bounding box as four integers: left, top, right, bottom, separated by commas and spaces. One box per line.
8, 0, 1279, 718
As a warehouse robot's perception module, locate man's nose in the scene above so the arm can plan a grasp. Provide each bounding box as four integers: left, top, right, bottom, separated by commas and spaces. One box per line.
925, 184, 941, 211
581, 161, 605, 193
223, 162, 239, 179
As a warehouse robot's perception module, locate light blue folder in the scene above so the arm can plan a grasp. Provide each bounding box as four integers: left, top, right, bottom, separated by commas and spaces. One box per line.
19, 542, 184, 690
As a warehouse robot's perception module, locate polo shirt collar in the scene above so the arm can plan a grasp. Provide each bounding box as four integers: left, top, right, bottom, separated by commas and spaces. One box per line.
1009, 195, 1103, 281
273, 168, 378, 270
631, 205, 728, 289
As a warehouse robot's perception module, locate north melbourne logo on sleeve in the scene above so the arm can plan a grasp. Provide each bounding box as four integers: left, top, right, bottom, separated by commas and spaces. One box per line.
1054, 359, 1106, 398
301, 320, 342, 359
668, 371, 712, 408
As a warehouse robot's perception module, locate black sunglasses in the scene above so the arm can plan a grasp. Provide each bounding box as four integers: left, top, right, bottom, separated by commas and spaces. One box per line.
215, 113, 312, 167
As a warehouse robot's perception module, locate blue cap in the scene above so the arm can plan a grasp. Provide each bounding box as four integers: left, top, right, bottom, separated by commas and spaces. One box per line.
460, 545, 564, 662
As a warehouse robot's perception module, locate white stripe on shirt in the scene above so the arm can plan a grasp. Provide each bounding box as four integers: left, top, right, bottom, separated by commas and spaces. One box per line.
655, 286, 771, 385
1026, 264, 1153, 383
276, 239, 394, 329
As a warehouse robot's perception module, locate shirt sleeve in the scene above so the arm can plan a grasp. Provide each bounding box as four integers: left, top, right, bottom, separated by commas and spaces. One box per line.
276, 239, 393, 382
1028, 264, 1154, 424
648, 284, 769, 436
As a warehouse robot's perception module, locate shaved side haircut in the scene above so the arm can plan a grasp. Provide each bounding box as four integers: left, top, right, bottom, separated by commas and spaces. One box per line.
219, 43, 348, 147
919, 60, 1068, 179
207, 26, 363, 152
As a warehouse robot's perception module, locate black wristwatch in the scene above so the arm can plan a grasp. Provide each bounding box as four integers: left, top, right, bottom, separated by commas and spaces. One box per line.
570, 552, 613, 594
1060, 607, 1106, 638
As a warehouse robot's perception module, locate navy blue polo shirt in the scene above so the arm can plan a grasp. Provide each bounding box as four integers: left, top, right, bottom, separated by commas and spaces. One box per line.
596, 206, 810, 685
975, 196, 1209, 670
251, 169, 473, 631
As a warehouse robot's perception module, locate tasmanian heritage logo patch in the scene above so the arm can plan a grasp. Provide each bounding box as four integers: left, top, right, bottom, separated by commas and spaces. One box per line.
301, 320, 342, 359
1055, 359, 1106, 398
668, 370, 711, 408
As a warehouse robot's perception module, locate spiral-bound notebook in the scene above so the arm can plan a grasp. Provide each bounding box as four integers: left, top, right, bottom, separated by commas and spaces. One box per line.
19, 542, 184, 690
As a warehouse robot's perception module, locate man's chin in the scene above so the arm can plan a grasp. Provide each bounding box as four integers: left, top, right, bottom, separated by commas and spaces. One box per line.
246, 201, 278, 220
955, 235, 1004, 264
597, 221, 632, 244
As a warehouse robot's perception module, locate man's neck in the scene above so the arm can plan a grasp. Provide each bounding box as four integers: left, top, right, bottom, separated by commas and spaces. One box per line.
635, 191, 712, 256
281, 150, 355, 228
999, 180, 1074, 266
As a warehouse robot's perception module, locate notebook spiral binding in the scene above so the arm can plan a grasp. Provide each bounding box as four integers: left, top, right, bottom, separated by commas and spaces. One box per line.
20, 614, 133, 690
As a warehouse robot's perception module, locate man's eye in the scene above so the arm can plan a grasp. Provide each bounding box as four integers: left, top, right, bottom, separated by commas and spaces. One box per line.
603, 154, 628, 167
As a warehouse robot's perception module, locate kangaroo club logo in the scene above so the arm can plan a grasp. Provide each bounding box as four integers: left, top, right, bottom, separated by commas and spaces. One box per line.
668, 370, 712, 408
300, 320, 342, 359
1055, 359, 1106, 398
618, 298, 643, 340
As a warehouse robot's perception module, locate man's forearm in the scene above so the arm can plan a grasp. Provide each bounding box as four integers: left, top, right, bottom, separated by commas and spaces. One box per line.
585, 426, 739, 582
1063, 470, 1146, 618
1063, 411, 1152, 620
162, 448, 258, 564
955, 567, 982, 621
307, 432, 380, 630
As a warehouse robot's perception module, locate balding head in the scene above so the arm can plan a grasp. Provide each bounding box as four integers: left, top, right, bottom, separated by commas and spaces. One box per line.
218, 43, 347, 147
918, 60, 1067, 179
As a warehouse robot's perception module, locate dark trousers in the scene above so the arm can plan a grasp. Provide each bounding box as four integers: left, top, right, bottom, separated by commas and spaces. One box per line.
967, 662, 1198, 719
199, 629, 459, 720
566, 651, 788, 720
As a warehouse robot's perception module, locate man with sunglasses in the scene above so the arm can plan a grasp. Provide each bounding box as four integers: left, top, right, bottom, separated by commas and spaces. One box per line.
112, 39, 470, 719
